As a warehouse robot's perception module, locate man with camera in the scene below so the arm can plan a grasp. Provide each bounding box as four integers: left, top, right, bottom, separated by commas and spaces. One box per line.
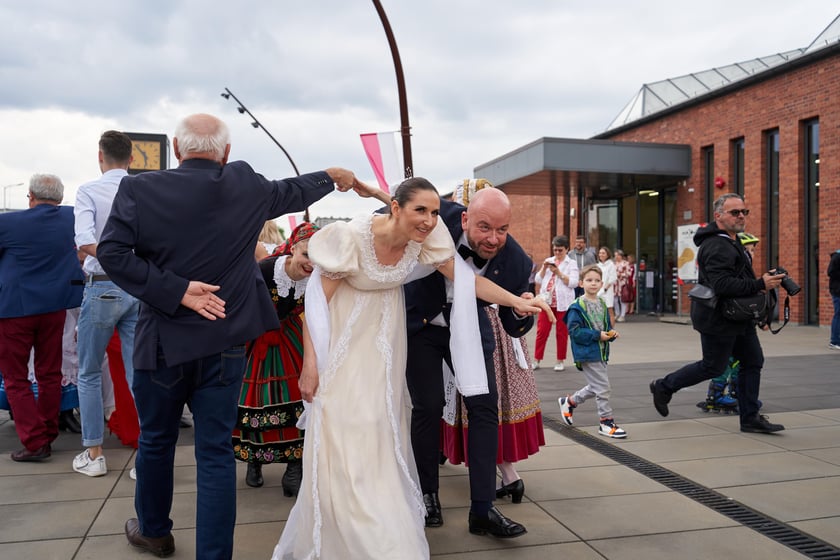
650, 193, 787, 433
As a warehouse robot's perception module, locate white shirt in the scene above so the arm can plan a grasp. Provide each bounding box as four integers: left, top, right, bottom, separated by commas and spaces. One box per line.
535, 254, 578, 311
74, 169, 128, 275
430, 234, 487, 327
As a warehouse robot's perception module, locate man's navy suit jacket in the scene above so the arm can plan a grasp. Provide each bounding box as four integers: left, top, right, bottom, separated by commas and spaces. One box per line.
98, 159, 334, 369
0, 204, 83, 319
404, 199, 534, 354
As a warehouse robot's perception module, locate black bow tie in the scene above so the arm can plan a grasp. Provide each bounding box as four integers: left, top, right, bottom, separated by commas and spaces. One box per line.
458, 244, 488, 268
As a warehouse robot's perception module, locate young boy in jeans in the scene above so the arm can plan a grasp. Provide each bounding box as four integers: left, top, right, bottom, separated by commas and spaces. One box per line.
558, 264, 627, 438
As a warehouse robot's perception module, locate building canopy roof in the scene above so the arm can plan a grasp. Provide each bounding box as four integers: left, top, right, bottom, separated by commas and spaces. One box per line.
606, 14, 840, 131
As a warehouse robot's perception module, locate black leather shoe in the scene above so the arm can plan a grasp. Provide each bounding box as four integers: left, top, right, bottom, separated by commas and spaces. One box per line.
650, 379, 671, 417
11, 444, 51, 462
125, 518, 175, 557
246, 462, 264, 488
495, 479, 525, 503
58, 409, 82, 433
468, 506, 526, 538
741, 414, 785, 433
282, 461, 303, 497
423, 492, 443, 527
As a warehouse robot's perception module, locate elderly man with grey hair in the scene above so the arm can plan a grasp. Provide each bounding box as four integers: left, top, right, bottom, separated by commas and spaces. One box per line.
0, 174, 84, 462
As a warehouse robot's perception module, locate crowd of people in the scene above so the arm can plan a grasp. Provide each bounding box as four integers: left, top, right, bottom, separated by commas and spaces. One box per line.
0, 112, 795, 559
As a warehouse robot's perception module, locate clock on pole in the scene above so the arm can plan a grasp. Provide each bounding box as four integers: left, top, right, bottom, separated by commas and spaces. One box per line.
125, 132, 169, 174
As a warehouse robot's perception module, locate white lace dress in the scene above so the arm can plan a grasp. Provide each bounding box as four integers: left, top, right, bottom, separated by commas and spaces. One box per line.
272, 214, 453, 560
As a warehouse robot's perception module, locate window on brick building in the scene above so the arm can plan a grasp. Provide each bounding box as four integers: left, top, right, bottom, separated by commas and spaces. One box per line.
702, 146, 714, 221
804, 119, 820, 325
764, 129, 779, 271
731, 138, 745, 196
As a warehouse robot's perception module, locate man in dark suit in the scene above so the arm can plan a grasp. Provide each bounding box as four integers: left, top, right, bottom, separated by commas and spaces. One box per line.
98, 113, 362, 559
405, 187, 533, 538
0, 174, 84, 462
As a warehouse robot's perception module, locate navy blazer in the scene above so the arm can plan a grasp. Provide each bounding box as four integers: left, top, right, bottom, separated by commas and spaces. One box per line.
404, 199, 534, 352
98, 159, 334, 369
0, 204, 84, 318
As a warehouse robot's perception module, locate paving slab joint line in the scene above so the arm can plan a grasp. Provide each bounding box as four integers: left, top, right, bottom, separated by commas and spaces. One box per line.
543, 416, 840, 560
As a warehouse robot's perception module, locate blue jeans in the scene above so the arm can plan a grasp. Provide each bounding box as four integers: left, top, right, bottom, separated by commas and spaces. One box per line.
133, 344, 246, 560
831, 295, 840, 346
77, 280, 139, 447
661, 326, 764, 423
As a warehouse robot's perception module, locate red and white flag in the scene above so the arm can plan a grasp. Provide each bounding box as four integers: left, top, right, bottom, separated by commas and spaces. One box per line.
360, 131, 403, 194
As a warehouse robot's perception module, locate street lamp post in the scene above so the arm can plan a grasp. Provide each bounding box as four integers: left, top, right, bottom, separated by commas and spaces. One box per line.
371, 0, 413, 179
220, 87, 308, 219
2, 182, 24, 212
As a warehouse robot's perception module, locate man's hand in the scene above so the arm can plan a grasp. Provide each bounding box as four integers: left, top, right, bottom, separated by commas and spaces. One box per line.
325, 167, 359, 192
762, 272, 786, 290
180, 281, 226, 320
513, 294, 555, 323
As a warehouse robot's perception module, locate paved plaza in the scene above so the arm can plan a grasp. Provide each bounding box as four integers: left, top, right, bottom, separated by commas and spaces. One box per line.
1, 316, 838, 559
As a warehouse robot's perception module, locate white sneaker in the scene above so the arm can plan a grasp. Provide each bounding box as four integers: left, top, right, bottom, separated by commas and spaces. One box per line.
829, 343, 840, 350
598, 419, 627, 439
129, 467, 137, 480
554, 362, 565, 372
616, 316, 626, 322
73, 449, 107, 477
558, 396, 575, 426
534, 361, 541, 369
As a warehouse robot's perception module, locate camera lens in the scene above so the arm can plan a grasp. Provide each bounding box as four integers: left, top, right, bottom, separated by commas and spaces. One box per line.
780, 276, 801, 296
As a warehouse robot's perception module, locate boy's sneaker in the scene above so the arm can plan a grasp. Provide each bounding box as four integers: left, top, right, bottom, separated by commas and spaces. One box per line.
554, 362, 565, 372
598, 418, 627, 439
558, 396, 575, 426
72, 449, 107, 477
829, 343, 840, 350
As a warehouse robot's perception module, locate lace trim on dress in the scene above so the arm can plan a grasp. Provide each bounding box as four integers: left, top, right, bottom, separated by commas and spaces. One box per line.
273, 256, 310, 297
377, 290, 427, 522
358, 215, 421, 283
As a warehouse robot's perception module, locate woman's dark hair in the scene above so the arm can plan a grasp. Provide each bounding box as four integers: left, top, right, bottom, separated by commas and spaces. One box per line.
552, 235, 569, 249
392, 177, 438, 208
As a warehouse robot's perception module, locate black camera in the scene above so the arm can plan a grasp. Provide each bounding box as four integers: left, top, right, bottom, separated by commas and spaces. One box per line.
773, 266, 801, 296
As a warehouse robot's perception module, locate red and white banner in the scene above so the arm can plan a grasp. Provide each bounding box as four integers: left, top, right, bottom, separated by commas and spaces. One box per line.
360, 131, 403, 194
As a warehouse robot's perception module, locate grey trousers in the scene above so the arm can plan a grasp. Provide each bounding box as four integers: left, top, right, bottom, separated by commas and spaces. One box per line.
572, 361, 613, 419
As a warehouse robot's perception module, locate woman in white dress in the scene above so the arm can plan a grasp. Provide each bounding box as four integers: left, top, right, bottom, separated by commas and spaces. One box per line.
272, 178, 550, 560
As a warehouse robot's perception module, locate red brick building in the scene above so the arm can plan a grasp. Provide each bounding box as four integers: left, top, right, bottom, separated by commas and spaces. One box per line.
477, 16, 839, 327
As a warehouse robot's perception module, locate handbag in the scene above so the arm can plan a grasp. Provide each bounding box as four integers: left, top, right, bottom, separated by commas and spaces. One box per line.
620, 282, 635, 303
721, 293, 768, 323
688, 283, 717, 308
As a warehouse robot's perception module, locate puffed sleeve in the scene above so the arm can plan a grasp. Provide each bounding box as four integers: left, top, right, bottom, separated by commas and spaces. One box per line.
418, 217, 455, 266
307, 221, 360, 279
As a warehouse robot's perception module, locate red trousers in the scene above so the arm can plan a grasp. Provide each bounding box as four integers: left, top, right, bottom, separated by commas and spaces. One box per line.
534, 308, 568, 362
0, 310, 65, 450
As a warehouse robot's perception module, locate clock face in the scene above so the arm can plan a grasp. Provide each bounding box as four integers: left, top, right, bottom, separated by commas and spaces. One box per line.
131, 140, 162, 171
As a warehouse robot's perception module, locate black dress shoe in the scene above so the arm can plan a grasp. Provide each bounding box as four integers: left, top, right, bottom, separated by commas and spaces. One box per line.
246, 462, 264, 488
423, 492, 443, 527
741, 413, 785, 433
650, 379, 671, 417
282, 461, 303, 497
495, 479, 525, 503
58, 409, 82, 433
10, 444, 51, 462
468, 506, 526, 538
125, 518, 175, 557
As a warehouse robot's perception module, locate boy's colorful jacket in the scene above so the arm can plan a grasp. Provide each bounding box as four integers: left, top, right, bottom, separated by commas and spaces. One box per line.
563, 296, 612, 364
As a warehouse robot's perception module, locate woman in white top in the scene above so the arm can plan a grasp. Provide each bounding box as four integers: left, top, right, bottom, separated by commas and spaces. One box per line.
533, 235, 579, 371
597, 246, 617, 325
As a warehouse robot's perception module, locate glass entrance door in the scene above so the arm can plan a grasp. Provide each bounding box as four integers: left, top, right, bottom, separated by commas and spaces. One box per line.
636, 188, 678, 314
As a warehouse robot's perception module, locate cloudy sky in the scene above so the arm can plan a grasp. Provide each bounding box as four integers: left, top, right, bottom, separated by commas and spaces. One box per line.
1, 1, 836, 231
